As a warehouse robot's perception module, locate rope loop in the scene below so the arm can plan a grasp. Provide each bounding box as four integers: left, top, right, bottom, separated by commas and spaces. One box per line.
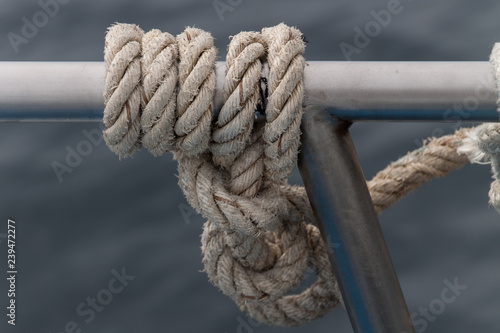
141, 29, 178, 156
212, 31, 265, 167
103, 23, 144, 158
262, 23, 306, 182
175, 27, 217, 156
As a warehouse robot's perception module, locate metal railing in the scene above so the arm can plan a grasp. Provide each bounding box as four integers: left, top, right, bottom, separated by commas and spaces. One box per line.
1, 61, 498, 333
0, 61, 497, 122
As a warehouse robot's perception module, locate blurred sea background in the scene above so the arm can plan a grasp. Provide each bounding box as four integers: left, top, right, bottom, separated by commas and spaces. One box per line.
1, 0, 500, 332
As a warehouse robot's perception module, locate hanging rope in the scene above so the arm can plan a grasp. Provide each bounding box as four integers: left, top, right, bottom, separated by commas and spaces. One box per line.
364, 43, 500, 213
103, 23, 500, 327
368, 129, 470, 213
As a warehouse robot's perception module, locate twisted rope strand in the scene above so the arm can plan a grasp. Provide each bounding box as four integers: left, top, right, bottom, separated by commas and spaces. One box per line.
141, 29, 178, 156
175, 27, 217, 156
212, 32, 265, 167
262, 23, 306, 183
368, 129, 470, 213
103, 23, 144, 158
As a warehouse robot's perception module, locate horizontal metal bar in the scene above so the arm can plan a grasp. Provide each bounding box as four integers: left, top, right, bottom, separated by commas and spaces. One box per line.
0, 61, 497, 122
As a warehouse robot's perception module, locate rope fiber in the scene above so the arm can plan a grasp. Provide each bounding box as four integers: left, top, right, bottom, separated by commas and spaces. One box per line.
103, 23, 500, 326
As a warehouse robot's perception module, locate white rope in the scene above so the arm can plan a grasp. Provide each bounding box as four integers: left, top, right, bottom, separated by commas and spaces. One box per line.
104, 22, 342, 327
178, 25, 343, 325
211, 31, 263, 167
175, 27, 217, 156
103, 23, 500, 327
103, 24, 143, 158
141, 29, 178, 156
262, 25, 305, 182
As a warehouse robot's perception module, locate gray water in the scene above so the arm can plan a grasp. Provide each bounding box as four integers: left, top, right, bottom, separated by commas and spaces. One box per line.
0, 0, 499, 332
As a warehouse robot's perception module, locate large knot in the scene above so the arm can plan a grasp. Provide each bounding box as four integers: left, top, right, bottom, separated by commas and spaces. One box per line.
175, 153, 285, 236
103, 23, 343, 327
200, 185, 343, 327
201, 215, 309, 302
240, 224, 342, 327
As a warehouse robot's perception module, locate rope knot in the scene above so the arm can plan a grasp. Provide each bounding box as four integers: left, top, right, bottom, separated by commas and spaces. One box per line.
103, 23, 500, 327
104, 22, 341, 327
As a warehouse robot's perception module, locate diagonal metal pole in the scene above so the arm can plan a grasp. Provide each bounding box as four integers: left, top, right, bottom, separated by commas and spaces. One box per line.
298, 107, 415, 333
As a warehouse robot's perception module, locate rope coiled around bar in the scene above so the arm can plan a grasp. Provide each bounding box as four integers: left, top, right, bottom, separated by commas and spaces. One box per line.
104, 23, 500, 327
104, 22, 342, 326
103, 24, 143, 157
